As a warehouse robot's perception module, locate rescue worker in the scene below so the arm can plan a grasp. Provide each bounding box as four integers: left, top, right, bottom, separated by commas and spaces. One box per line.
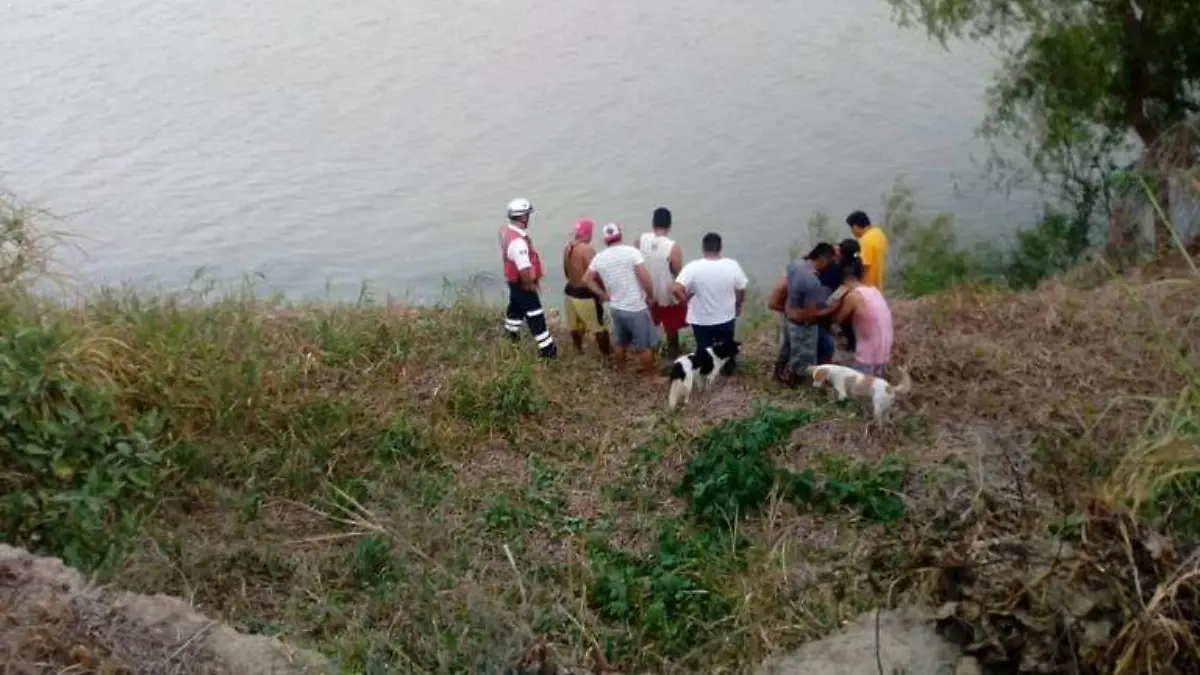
498, 197, 557, 358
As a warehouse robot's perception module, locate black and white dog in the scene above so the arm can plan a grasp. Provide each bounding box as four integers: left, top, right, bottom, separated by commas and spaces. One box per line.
667, 340, 741, 410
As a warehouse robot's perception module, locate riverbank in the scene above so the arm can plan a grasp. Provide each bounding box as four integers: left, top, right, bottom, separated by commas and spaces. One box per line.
3, 249, 1198, 672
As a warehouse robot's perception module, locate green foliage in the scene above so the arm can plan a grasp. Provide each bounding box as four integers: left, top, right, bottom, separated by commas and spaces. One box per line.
887, 0, 1200, 261
446, 361, 544, 433
353, 534, 398, 589
784, 456, 908, 524
881, 180, 1099, 296
677, 405, 908, 526
374, 412, 429, 463
0, 326, 163, 570
1139, 472, 1200, 542
586, 522, 744, 661
678, 406, 815, 526
888, 0, 1200, 148
1005, 210, 1094, 289
894, 215, 980, 297
881, 180, 998, 297
481, 455, 573, 536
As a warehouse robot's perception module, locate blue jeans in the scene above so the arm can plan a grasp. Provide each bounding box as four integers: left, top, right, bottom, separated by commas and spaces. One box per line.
817, 326, 835, 364
691, 320, 737, 375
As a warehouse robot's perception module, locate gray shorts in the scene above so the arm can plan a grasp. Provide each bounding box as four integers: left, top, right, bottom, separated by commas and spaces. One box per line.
610, 308, 658, 350
851, 361, 887, 378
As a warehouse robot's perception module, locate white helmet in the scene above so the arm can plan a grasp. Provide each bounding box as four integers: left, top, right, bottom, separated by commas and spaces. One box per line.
506, 197, 533, 220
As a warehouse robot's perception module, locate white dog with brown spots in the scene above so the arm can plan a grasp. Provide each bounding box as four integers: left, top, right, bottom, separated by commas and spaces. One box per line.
806, 364, 912, 423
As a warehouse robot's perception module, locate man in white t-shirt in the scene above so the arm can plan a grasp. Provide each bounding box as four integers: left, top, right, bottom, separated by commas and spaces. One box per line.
673, 232, 749, 375
582, 223, 658, 374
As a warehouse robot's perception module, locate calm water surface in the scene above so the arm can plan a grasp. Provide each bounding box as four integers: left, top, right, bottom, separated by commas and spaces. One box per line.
0, 0, 1034, 301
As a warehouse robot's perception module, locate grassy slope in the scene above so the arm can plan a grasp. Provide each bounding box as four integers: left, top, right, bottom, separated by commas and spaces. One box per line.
3, 265, 1199, 674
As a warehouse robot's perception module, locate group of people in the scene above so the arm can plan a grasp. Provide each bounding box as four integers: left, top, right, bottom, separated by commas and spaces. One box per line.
767, 210, 893, 385
497, 197, 895, 382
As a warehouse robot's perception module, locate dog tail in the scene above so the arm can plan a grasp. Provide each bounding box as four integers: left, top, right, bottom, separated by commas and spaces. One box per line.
667, 378, 686, 410
891, 366, 912, 395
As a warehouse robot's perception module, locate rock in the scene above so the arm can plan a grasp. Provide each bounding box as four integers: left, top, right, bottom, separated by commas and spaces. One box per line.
754, 607, 961, 675
0, 544, 333, 675
955, 656, 983, 675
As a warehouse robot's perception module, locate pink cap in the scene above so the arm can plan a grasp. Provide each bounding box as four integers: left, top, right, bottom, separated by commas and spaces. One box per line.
573, 219, 594, 239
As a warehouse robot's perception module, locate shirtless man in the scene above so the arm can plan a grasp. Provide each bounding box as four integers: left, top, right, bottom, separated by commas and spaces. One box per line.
563, 219, 612, 354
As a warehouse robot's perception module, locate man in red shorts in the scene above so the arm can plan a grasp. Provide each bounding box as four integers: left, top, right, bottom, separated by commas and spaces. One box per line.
637, 207, 687, 360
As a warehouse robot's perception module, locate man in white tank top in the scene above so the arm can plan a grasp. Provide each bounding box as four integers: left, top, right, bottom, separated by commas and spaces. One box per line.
637, 207, 686, 360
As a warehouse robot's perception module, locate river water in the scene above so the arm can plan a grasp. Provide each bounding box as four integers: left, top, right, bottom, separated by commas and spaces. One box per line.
0, 0, 1036, 302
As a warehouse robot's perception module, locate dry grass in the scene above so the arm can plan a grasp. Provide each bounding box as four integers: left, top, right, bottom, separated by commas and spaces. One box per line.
2, 184, 1198, 674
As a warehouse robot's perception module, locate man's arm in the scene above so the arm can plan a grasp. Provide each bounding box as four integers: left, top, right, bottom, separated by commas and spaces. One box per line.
562, 244, 572, 280
583, 269, 608, 302
672, 282, 689, 304
831, 289, 859, 325
507, 239, 538, 290
767, 274, 788, 312
672, 263, 692, 304
669, 242, 683, 277
635, 262, 654, 300
784, 299, 819, 324
733, 263, 749, 317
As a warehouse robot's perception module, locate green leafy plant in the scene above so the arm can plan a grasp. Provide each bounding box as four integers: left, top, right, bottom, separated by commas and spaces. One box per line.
0, 326, 164, 570
586, 521, 744, 661
677, 406, 815, 526
1005, 210, 1094, 289
794, 455, 908, 524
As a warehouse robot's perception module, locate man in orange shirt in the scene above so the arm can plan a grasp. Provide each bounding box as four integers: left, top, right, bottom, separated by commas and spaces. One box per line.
846, 210, 888, 290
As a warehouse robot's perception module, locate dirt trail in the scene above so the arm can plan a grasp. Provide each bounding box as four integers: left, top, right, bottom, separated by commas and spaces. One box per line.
0, 544, 332, 675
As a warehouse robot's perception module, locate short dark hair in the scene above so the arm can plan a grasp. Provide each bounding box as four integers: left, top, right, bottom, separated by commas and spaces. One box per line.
845, 211, 871, 229
838, 238, 860, 259
653, 207, 672, 229
701, 232, 722, 254
842, 257, 864, 280
804, 242, 836, 261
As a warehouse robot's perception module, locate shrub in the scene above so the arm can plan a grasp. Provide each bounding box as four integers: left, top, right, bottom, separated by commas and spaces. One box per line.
0, 325, 163, 570
586, 522, 744, 661
1005, 210, 1094, 289
677, 406, 815, 526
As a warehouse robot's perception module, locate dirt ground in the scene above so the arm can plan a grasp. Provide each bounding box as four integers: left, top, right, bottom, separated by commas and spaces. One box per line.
754, 607, 969, 675
0, 544, 331, 675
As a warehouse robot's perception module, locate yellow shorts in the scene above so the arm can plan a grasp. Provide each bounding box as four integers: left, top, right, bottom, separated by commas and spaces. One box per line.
564, 296, 607, 334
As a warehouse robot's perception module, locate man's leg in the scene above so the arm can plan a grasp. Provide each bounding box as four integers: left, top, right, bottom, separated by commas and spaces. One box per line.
590, 298, 613, 356
517, 286, 556, 358
817, 326, 835, 365
610, 309, 630, 368
774, 317, 792, 382
504, 284, 524, 341
633, 309, 660, 375
565, 298, 586, 352
786, 322, 819, 383
662, 303, 686, 361
718, 320, 737, 375
664, 330, 681, 361
692, 323, 713, 352
596, 330, 612, 356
